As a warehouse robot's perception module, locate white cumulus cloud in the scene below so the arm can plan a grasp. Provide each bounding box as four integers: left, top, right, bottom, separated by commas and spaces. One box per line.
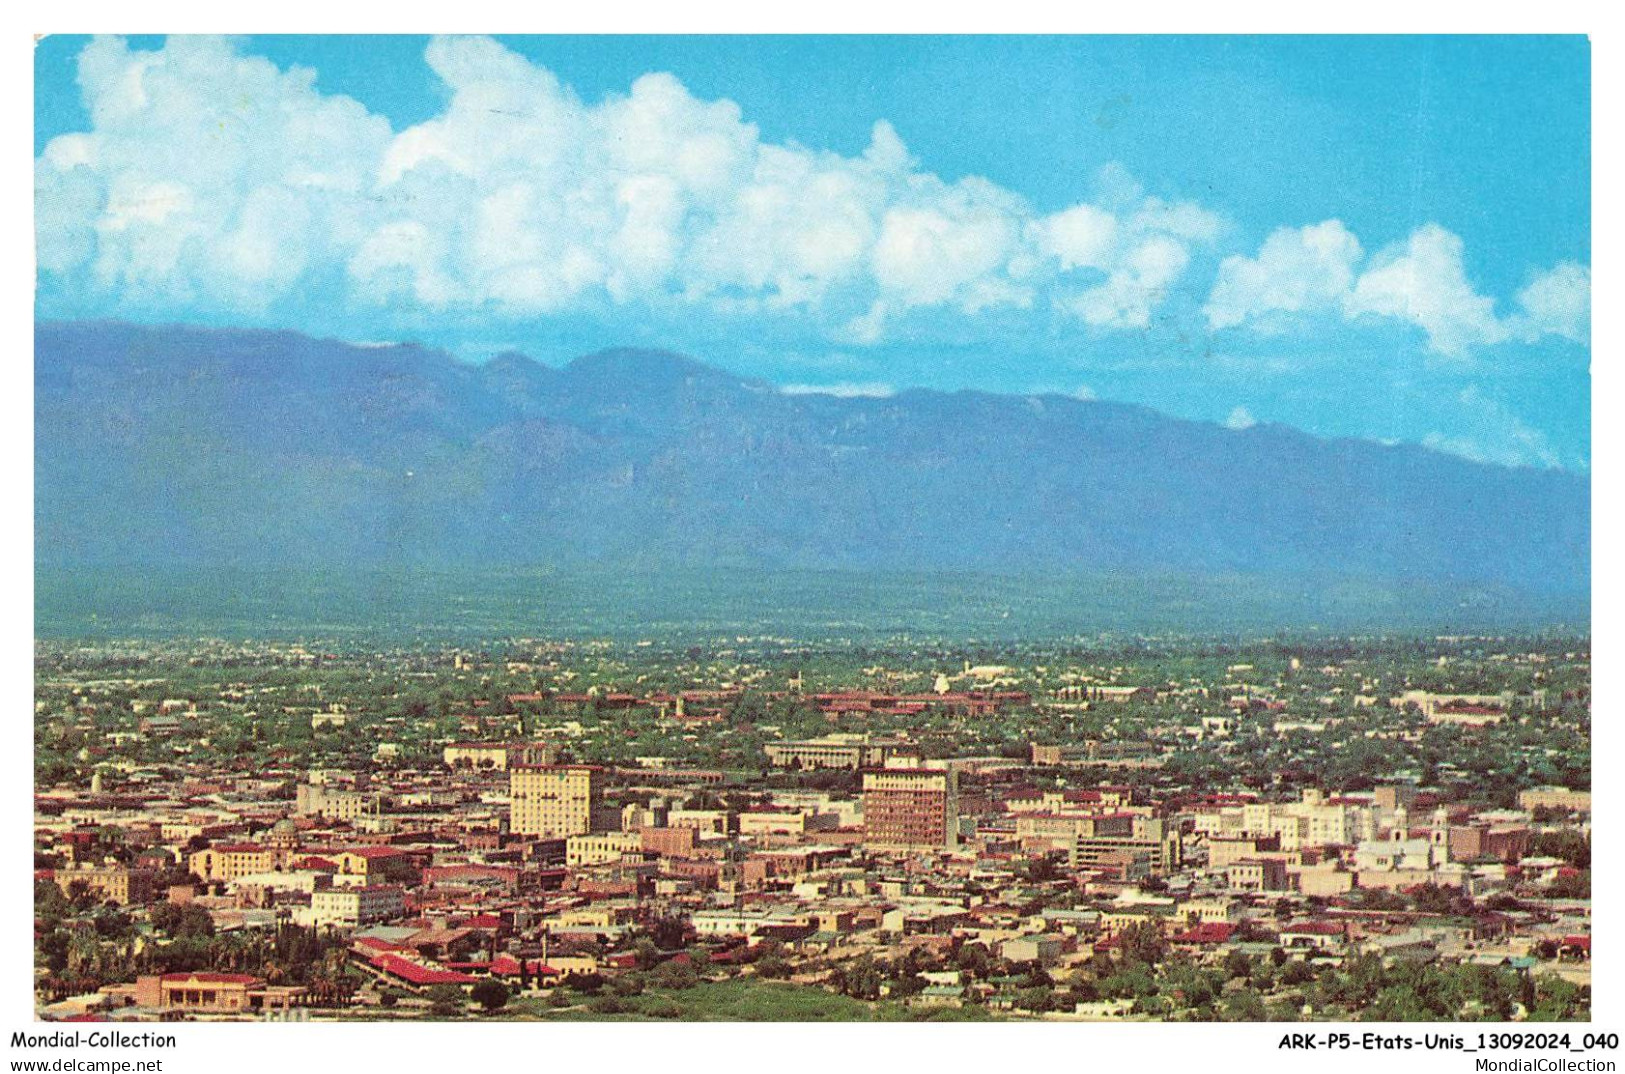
1514, 261, 1590, 344
36, 35, 392, 314
1204, 220, 1362, 330
36, 35, 1586, 366
1063, 234, 1192, 330
1345, 224, 1507, 358
37, 34, 1223, 344
1207, 219, 1587, 360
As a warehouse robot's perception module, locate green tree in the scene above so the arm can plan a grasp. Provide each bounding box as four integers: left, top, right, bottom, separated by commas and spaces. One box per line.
1529, 975, 1588, 1021
470, 979, 509, 1013
833, 955, 885, 1000
647, 960, 697, 991
755, 954, 792, 980
649, 913, 689, 950
35, 880, 70, 921
955, 941, 993, 979
588, 994, 628, 1015
1223, 991, 1268, 1021
427, 984, 466, 1018
1117, 922, 1169, 967
1014, 986, 1055, 1012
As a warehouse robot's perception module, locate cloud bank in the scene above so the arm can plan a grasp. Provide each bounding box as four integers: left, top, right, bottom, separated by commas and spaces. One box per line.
32, 36, 1590, 471
37, 35, 1230, 343
1206, 221, 1589, 358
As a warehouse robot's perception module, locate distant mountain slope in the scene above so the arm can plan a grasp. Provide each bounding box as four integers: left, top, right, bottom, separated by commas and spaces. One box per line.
35, 321, 1589, 609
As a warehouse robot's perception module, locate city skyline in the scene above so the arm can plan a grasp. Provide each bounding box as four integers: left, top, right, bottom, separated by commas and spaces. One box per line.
29, 32, 1595, 1029
32, 632, 1595, 1022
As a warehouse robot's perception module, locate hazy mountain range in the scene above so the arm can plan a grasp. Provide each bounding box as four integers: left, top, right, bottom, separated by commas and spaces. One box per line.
34, 321, 1589, 633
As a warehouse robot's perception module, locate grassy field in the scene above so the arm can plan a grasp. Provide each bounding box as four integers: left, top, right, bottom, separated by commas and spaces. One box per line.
40, 564, 1583, 643
490, 978, 994, 1022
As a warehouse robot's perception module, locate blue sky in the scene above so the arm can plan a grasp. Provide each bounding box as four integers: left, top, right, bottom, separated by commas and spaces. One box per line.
34, 34, 1590, 470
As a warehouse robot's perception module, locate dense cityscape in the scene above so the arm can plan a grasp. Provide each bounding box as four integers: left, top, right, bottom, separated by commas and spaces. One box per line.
33, 632, 1591, 1022
24, 24, 1593, 1062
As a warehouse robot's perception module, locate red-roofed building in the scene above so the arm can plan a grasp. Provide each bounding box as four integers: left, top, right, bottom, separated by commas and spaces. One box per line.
1280, 921, 1347, 953
290, 856, 338, 872
1170, 922, 1238, 946
446, 955, 561, 983
365, 953, 479, 991
352, 936, 411, 957
1559, 935, 1591, 960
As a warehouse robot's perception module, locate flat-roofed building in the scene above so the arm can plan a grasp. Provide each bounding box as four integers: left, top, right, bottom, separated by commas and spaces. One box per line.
1085, 685, 1155, 704
1207, 833, 1280, 870
1002, 935, 1064, 965
1074, 817, 1183, 876
1015, 811, 1135, 843
129, 973, 306, 1014
740, 809, 836, 837
566, 830, 643, 866
1227, 858, 1290, 891
295, 783, 383, 820
862, 767, 958, 851
510, 765, 600, 838
667, 809, 730, 835
305, 884, 405, 929
639, 826, 696, 857
1450, 823, 1532, 862
54, 864, 156, 906
1519, 787, 1591, 813
331, 846, 420, 886
766, 735, 905, 771
444, 741, 559, 771
189, 843, 276, 883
